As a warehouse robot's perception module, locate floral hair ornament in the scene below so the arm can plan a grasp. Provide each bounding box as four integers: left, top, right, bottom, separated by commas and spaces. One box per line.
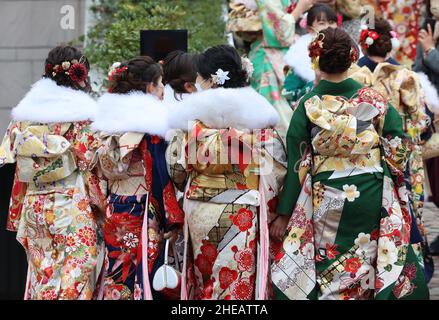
350, 46, 359, 63
108, 61, 128, 82
359, 25, 379, 49
49, 55, 89, 87
211, 68, 230, 86
241, 56, 254, 81
390, 31, 400, 50
308, 32, 325, 70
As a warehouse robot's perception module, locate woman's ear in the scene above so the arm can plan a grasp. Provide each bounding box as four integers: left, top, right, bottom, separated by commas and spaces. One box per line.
146, 82, 154, 94
184, 82, 196, 93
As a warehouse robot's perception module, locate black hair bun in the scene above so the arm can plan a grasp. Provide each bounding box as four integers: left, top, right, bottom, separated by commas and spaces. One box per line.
197, 45, 248, 88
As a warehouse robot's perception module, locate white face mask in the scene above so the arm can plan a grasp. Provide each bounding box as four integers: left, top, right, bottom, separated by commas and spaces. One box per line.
195, 82, 204, 92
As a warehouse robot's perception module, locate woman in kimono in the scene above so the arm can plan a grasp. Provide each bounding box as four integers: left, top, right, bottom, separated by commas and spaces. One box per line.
91, 57, 184, 300
0, 46, 102, 300
283, 3, 338, 106
167, 45, 287, 300
270, 28, 430, 300
228, 0, 314, 139
349, 18, 435, 282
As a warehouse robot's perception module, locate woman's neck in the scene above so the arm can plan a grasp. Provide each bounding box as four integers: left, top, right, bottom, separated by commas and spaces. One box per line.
367, 55, 386, 64
320, 71, 348, 83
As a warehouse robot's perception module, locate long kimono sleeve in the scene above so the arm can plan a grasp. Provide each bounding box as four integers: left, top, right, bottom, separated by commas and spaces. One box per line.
166, 130, 190, 192
380, 104, 409, 175
257, 0, 296, 47
277, 101, 311, 216
0, 121, 28, 232
0, 121, 20, 166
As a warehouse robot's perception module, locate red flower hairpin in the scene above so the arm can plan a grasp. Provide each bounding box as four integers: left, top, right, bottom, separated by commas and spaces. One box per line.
308, 33, 325, 59
49, 57, 89, 85
359, 25, 380, 49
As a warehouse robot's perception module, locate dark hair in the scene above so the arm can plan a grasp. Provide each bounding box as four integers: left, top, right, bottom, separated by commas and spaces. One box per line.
318, 28, 357, 74
307, 4, 338, 27
44, 46, 90, 90
196, 45, 247, 88
163, 50, 197, 99
109, 56, 162, 94
366, 18, 393, 58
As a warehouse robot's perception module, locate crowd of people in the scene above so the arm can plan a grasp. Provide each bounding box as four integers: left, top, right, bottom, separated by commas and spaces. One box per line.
0, 0, 438, 300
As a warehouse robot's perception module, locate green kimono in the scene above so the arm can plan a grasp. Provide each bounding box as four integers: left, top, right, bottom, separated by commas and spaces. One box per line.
271, 78, 430, 300
248, 0, 296, 139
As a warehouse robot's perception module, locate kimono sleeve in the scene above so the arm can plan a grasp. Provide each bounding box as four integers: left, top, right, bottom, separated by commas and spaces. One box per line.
399, 70, 429, 134
276, 101, 311, 216
380, 104, 409, 175
0, 121, 20, 166
166, 130, 190, 192
257, 0, 296, 47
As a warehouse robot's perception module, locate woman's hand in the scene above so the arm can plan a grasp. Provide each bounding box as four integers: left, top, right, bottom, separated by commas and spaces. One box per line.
292, 0, 315, 21
164, 228, 181, 246
269, 215, 290, 241
419, 24, 437, 52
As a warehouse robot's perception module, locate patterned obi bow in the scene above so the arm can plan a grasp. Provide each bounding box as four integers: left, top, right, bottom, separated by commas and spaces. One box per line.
304, 94, 386, 158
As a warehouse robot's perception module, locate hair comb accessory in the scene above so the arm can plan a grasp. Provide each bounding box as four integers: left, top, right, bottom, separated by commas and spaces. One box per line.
389, 31, 400, 50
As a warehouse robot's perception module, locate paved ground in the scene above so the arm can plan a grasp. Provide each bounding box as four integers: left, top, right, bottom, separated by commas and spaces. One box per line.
424, 202, 439, 300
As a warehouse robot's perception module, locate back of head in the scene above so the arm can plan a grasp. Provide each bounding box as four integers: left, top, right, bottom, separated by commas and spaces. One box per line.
162, 50, 197, 95
44, 45, 90, 91
108, 56, 162, 94
196, 45, 248, 88
364, 18, 393, 58
314, 27, 358, 74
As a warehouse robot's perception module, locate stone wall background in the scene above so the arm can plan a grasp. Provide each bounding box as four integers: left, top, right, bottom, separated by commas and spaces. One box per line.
0, 0, 89, 136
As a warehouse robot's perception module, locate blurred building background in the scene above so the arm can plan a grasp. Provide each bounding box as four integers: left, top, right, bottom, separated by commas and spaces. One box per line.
0, 0, 92, 136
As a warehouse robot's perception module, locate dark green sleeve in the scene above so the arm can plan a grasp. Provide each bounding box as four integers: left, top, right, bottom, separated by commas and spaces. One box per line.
276, 100, 311, 216
381, 104, 405, 139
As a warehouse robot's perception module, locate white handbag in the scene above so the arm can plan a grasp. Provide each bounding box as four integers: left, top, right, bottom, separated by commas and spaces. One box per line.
152, 239, 181, 292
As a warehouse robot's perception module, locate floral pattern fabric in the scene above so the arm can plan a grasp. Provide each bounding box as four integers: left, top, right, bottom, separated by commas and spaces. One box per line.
94, 133, 184, 300
273, 79, 429, 300
0, 120, 103, 300
168, 121, 287, 300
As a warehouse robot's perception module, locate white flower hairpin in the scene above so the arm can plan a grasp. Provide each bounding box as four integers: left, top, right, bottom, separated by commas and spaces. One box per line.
211, 68, 230, 85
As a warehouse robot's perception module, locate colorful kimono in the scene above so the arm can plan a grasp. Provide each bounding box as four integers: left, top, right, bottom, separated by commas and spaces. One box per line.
240, 0, 296, 139
0, 78, 102, 300
272, 78, 430, 300
167, 87, 287, 300
91, 92, 184, 300
348, 63, 433, 279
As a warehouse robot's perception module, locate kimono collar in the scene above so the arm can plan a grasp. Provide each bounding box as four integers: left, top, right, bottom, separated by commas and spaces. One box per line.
91, 91, 169, 137
168, 86, 279, 131
357, 55, 399, 72
11, 78, 97, 123
313, 78, 363, 97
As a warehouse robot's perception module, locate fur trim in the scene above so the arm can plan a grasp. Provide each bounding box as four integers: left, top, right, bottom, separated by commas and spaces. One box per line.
163, 84, 190, 103
417, 72, 439, 113
284, 33, 315, 82
12, 78, 97, 122
168, 86, 279, 130
91, 92, 169, 137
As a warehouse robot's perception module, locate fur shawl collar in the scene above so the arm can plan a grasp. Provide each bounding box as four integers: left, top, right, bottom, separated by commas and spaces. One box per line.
284, 33, 315, 82
12, 78, 97, 123
168, 86, 279, 131
91, 91, 169, 137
